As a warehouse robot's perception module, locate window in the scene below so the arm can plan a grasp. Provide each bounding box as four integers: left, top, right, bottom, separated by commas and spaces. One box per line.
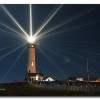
32, 61, 34, 66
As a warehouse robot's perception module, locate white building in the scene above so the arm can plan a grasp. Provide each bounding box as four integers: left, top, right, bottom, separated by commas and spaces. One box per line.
43, 76, 55, 82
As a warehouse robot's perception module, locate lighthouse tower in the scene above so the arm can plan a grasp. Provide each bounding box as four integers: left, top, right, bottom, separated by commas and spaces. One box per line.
25, 4, 43, 83
27, 43, 36, 82
27, 43, 36, 74
26, 42, 43, 83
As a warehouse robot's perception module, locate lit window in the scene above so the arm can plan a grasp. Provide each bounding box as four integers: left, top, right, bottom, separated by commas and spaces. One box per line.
32, 61, 34, 66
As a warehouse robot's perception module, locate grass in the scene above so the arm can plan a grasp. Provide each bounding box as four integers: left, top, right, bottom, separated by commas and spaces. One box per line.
0, 82, 100, 96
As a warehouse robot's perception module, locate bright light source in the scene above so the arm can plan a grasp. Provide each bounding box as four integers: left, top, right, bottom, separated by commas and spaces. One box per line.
27, 36, 36, 43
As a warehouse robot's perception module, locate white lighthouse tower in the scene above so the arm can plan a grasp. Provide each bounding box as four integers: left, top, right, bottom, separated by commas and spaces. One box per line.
26, 4, 43, 83
26, 39, 43, 83
27, 43, 36, 74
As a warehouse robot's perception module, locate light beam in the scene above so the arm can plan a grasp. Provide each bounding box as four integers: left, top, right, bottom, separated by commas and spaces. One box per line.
0, 5, 29, 38
0, 22, 26, 39
34, 5, 63, 37
0, 43, 25, 60
39, 8, 93, 38
29, 4, 33, 37
37, 46, 65, 78
52, 45, 100, 66
40, 44, 87, 74
38, 21, 99, 39
1, 47, 26, 82
27, 36, 36, 43
0, 44, 20, 52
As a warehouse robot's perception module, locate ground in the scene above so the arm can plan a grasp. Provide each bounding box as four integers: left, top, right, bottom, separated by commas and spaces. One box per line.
0, 82, 100, 96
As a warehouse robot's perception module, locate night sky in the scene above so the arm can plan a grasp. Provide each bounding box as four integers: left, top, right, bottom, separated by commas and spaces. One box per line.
0, 4, 100, 83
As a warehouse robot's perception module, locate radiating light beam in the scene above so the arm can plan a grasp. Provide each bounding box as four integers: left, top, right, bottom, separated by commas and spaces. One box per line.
0, 44, 20, 52
1, 47, 26, 82
39, 9, 92, 37
40, 45, 87, 73
40, 44, 62, 58
37, 46, 65, 78
0, 5, 29, 37
34, 5, 63, 37
0, 22, 26, 39
0, 43, 25, 60
0, 28, 22, 39
0, 28, 26, 41
29, 4, 33, 36
39, 20, 100, 39
52, 46, 100, 66
45, 47, 97, 72
55, 44, 100, 56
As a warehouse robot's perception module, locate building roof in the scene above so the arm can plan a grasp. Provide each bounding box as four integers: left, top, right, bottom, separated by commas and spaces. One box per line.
76, 77, 100, 81
83, 77, 99, 81
96, 78, 100, 82
43, 76, 54, 80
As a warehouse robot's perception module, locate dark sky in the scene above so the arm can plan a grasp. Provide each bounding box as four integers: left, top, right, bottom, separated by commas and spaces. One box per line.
0, 4, 100, 83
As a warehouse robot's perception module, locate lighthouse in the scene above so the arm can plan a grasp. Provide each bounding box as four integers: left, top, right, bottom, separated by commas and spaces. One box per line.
27, 43, 36, 74
26, 37, 43, 83
26, 5, 43, 83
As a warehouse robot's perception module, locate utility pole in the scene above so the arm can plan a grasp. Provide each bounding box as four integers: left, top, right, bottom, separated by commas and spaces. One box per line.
87, 59, 89, 83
